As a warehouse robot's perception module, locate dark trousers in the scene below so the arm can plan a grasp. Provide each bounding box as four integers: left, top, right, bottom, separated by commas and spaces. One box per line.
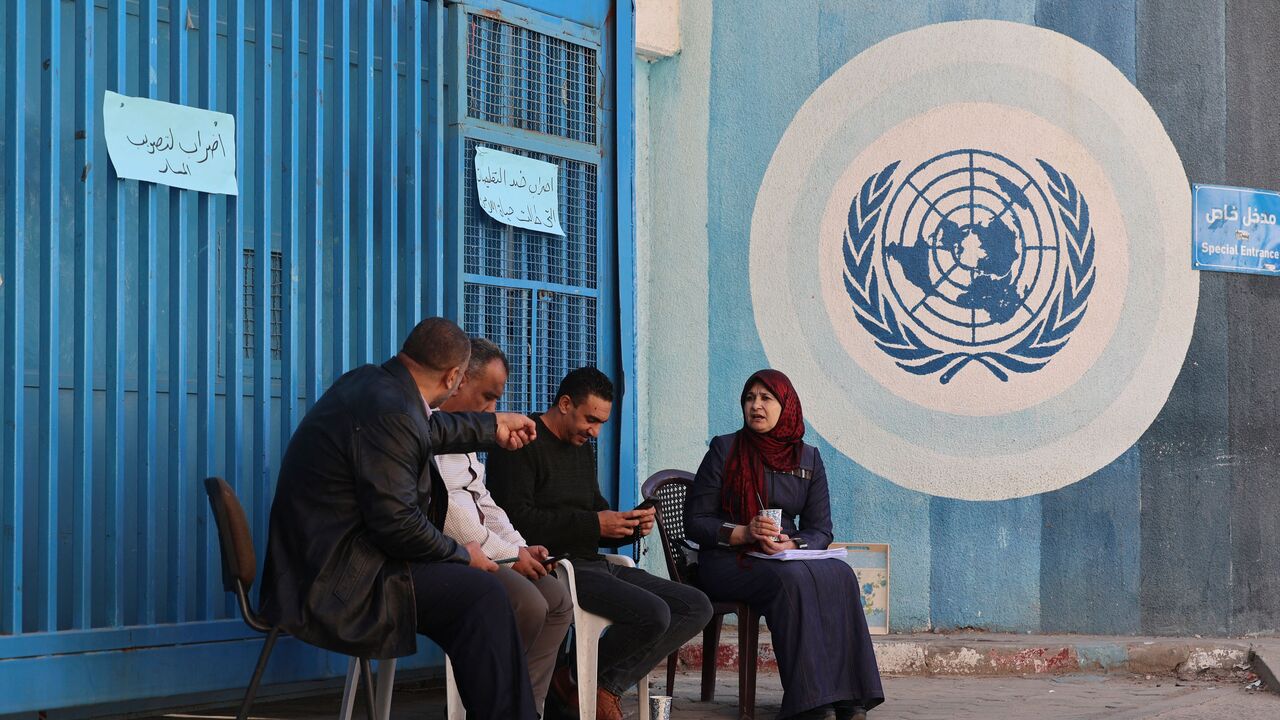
411, 562, 537, 720
572, 559, 714, 696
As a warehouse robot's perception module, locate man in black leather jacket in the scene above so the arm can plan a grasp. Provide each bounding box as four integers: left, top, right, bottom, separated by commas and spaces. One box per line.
259, 317, 539, 719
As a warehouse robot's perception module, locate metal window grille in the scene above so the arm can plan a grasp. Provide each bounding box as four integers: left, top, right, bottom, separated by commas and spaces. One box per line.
242, 248, 283, 361
270, 250, 283, 359
458, 9, 604, 454
243, 250, 256, 359
463, 138, 597, 288
466, 14, 598, 145
463, 283, 533, 412
535, 290, 596, 407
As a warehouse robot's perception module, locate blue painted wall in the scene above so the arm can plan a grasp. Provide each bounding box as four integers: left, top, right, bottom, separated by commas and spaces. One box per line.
0, 0, 632, 714
640, 0, 1280, 635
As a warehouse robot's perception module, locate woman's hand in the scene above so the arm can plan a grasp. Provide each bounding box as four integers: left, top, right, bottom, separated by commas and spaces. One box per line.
746, 514, 783, 544
755, 534, 796, 556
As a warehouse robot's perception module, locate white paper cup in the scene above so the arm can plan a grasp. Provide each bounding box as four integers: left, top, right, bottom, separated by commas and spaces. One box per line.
759, 508, 783, 542
649, 694, 673, 720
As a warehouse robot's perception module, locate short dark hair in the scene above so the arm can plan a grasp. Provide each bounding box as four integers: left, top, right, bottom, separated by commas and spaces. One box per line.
554, 366, 614, 405
400, 317, 470, 372
467, 337, 510, 377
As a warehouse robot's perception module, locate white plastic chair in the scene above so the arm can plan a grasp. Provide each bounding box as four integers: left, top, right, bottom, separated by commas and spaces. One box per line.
555, 554, 651, 720
445, 655, 464, 719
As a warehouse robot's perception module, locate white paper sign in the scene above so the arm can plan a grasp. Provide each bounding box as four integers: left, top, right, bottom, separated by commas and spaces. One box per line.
474, 146, 564, 236
102, 90, 238, 195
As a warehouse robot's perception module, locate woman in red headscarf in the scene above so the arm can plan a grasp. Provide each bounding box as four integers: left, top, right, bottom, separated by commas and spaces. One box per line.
685, 370, 884, 720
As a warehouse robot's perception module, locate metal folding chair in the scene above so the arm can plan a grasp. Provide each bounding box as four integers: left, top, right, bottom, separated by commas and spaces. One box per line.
203, 477, 411, 720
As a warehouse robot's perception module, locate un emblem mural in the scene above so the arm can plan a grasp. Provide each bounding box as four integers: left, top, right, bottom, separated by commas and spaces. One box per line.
749, 21, 1198, 500
847, 152, 1094, 384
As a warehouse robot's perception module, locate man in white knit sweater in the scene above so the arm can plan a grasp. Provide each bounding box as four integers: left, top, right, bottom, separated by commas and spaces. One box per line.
436, 338, 573, 717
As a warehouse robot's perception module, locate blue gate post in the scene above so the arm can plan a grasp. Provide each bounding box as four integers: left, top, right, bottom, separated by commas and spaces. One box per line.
170, 0, 193, 625
72, 0, 97, 631
2, 0, 28, 641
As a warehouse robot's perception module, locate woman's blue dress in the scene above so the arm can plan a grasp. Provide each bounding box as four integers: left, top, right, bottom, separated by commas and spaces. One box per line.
685, 434, 885, 718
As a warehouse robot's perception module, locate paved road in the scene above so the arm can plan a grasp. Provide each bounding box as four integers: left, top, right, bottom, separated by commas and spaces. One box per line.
149, 669, 1277, 720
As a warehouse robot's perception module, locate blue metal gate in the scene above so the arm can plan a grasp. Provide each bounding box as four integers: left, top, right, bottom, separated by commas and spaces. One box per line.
0, 0, 633, 713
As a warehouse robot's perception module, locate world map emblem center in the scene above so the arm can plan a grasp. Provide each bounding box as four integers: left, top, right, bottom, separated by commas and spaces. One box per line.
749, 21, 1196, 501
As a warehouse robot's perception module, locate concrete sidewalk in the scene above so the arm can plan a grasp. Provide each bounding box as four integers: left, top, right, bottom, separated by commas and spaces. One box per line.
139, 668, 1277, 720
129, 631, 1280, 720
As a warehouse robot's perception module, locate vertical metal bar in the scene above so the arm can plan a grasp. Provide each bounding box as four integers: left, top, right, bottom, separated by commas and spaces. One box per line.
472, 13, 484, 121
104, 0, 127, 629
72, 0, 96, 631
169, 0, 192, 624
336, 0, 351, 375
225, 0, 246, 589
432, 0, 448, 317
2, 0, 28, 636
39, 0, 63, 633
530, 292, 540, 410
196, 0, 219, 621
359, 0, 374, 362
253, 0, 274, 555
407, 0, 422, 323
516, 26, 527, 133
534, 33, 544, 137
308, 0, 325, 402
557, 41, 567, 140
282, 0, 301, 466
382, 0, 399, 349
137, 0, 160, 628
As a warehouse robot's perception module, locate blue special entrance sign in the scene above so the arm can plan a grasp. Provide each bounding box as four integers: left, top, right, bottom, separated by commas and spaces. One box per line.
1193, 183, 1280, 276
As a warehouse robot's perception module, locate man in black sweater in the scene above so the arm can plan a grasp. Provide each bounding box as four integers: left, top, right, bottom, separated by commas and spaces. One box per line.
487, 367, 713, 720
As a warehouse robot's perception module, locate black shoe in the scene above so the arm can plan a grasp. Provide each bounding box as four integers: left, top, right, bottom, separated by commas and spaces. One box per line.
833, 700, 867, 720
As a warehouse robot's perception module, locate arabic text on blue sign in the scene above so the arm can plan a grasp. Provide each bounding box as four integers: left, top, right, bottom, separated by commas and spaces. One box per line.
1193, 183, 1280, 277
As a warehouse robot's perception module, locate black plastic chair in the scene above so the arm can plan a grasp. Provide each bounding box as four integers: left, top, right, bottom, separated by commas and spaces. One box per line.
642, 470, 763, 720
203, 477, 379, 720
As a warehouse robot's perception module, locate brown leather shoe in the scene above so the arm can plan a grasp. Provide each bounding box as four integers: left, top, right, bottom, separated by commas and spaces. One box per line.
550, 666, 579, 715
595, 687, 623, 720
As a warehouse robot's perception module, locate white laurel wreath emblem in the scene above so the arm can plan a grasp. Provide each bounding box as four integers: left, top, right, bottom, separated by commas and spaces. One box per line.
842, 159, 1096, 383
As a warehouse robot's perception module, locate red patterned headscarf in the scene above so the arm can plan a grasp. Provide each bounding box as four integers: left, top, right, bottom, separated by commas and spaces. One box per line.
721, 369, 805, 524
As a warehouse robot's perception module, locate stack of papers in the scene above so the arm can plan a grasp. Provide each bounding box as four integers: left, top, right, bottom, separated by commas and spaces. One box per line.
745, 548, 848, 561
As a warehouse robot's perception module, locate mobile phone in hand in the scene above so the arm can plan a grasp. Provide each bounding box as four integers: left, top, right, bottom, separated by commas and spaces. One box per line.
633, 498, 657, 512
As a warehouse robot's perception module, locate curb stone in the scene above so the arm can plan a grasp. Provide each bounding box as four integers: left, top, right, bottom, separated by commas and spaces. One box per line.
1248, 639, 1280, 695
677, 629, 1267, 681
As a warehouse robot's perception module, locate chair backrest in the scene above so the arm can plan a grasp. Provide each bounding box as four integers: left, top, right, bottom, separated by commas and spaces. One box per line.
641, 470, 695, 584
203, 477, 258, 594
204, 477, 273, 632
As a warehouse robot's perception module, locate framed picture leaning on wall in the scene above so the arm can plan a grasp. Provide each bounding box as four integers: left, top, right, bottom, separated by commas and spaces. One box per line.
831, 542, 890, 635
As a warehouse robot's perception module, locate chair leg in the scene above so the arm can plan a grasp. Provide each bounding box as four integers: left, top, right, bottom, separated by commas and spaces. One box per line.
701, 615, 724, 702
339, 657, 361, 720
665, 650, 677, 697
361, 659, 378, 720
374, 658, 397, 720
445, 655, 465, 720
739, 610, 759, 720
576, 623, 601, 720
638, 670, 650, 720
237, 626, 279, 720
